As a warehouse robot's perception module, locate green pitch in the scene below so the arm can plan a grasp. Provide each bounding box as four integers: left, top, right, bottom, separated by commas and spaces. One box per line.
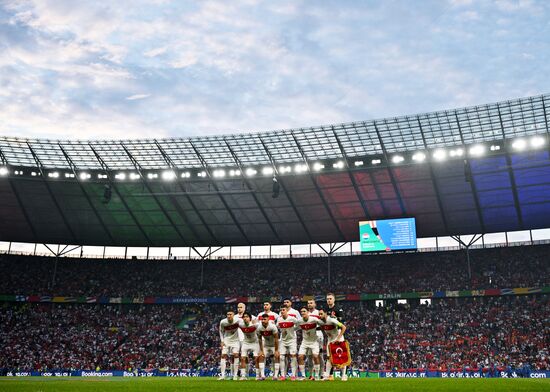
1, 377, 549, 392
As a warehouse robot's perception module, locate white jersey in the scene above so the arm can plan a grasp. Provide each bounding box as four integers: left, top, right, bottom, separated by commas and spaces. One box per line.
219, 317, 240, 342
256, 322, 278, 347
308, 309, 325, 338
235, 313, 255, 341
296, 317, 321, 344
238, 319, 259, 344
279, 307, 300, 320
257, 311, 278, 322
318, 316, 343, 341
276, 316, 299, 345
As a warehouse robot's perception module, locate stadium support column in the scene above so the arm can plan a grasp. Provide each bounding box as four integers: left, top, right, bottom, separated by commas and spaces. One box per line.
318, 243, 348, 286
43, 244, 63, 289
292, 133, 346, 242
497, 105, 524, 230
258, 138, 314, 244
225, 141, 283, 244
451, 235, 482, 279
191, 247, 223, 288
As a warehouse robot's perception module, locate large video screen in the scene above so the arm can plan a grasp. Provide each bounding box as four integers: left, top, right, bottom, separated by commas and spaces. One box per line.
359, 218, 417, 252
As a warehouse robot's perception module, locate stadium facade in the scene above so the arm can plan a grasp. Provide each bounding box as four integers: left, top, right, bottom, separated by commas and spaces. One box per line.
1, 95, 549, 380
0, 94, 549, 253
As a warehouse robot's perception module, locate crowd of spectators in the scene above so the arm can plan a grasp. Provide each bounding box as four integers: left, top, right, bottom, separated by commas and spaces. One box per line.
1, 244, 548, 373
0, 244, 548, 298
350, 295, 549, 371
1, 295, 548, 372
0, 303, 217, 371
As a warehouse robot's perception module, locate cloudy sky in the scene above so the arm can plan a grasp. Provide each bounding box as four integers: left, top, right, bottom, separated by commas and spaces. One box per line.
0, 0, 549, 140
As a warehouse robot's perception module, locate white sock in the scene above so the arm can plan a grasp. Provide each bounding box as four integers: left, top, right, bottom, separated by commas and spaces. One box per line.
319, 356, 324, 375
299, 364, 305, 377
220, 359, 226, 377
259, 362, 265, 378
274, 363, 280, 378
233, 358, 239, 377
240, 366, 246, 377
280, 358, 286, 377
325, 360, 332, 376
341, 366, 347, 378
314, 364, 320, 379
291, 357, 298, 377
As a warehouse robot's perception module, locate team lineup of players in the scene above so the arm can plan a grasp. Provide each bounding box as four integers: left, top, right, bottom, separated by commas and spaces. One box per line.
219, 293, 348, 381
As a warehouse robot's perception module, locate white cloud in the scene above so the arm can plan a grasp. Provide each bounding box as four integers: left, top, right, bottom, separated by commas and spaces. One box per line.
143, 47, 167, 58
457, 10, 480, 21
449, 0, 474, 7
495, 0, 536, 13
126, 94, 151, 101
0, 0, 548, 142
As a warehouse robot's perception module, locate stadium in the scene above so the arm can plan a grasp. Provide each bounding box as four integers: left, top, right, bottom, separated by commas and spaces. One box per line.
1, 94, 549, 391
1, 2, 550, 392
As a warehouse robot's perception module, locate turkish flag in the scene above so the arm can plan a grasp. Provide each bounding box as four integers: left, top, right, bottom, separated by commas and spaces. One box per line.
328, 340, 351, 367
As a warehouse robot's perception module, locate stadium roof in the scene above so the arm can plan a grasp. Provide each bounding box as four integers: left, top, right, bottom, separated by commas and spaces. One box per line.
0, 94, 549, 247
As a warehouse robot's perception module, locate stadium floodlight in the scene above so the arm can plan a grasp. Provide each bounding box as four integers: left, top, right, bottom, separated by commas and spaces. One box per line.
312, 162, 325, 171
372, 159, 381, 165
530, 136, 545, 148
245, 168, 257, 177
469, 144, 485, 157
197, 171, 207, 178
162, 170, 176, 180
279, 166, 292, 174
0, 167, 8, 176
294, 164, 308, 173
48, 172, 60, 178
354, 161, 364, 166
490, 145, 501, 151
98, 174, 108, 179
433, 149, 447, 161
412, 152, 426, 162
228, 169, 240, 177
212, 169, 225, 178
79, 172, 91, 180
181, 172, 191, 178
449, 148, 463, 157
333, 161, 345, 169
129, 173, 140, 180
31, 171, 38, 176
262, 167, 274, 176
392, 155, 404, 164
115, 173, 126, 180
512, 138, 527, 151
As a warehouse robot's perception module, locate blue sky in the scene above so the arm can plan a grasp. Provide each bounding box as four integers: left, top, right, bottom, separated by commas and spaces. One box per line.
0, 0, 549, 140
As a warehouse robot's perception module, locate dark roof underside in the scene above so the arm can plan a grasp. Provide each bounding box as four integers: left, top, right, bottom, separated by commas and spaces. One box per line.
1, 149, 549, 246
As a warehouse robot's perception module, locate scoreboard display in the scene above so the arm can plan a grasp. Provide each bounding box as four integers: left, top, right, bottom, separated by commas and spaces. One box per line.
359, 218, 417, 252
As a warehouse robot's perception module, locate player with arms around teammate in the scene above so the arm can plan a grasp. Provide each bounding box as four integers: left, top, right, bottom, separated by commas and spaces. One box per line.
276, 306, 299, 380
257, 301, 278, 322
307, 299, 325, 379
257, 313, 280, 380
318, 309, 347, 381
238, 312, 261, 380
218, 310, 241, 380
297, 307, 322, 381
280, 298, 300, 319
